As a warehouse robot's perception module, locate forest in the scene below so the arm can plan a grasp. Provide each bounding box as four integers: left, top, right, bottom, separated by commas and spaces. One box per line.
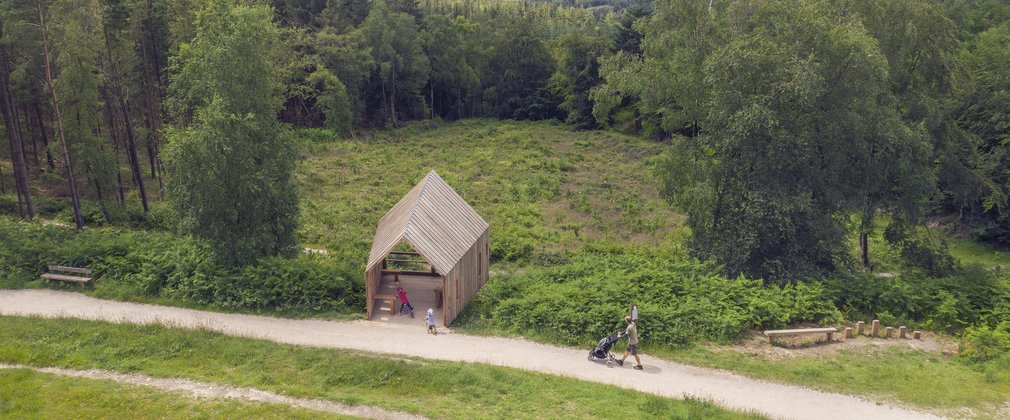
3, 0, 1010, 277
3, 0, 1010, 411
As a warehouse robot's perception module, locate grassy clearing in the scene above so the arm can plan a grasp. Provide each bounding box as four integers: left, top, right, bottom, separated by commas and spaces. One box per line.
295, 119, 683, 265
946, 236, 1010, 269
0, 315, 761, 419
0, 368, 345, 419
844, 213, 1010, 273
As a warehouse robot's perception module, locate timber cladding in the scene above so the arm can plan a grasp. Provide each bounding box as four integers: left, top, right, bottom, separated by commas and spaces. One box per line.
365, 171, 490, 326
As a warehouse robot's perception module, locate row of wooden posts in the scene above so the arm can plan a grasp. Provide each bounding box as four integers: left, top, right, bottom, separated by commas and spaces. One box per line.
844, 320, 922, 340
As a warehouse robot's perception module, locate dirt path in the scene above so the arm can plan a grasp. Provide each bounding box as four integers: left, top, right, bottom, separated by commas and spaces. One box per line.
0, 290, 942, 420
0, 362, 424, 419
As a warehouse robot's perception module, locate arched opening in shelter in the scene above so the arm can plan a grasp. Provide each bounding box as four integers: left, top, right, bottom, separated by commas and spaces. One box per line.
371, 241, 446, 326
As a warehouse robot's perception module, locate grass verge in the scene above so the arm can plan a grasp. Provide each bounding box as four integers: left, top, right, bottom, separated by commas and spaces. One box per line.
0, 315, 761, 419
0, 368, 348, 419
650, 345, 1010, 413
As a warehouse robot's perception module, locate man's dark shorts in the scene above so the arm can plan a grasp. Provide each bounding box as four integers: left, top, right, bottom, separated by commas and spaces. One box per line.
627, 344, 638, 355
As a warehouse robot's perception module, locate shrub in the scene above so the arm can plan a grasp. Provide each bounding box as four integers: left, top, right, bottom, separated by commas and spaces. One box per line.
0, 193, 72, 218
0, 217, 361, 315
959, 321, 1010, 382
286, 127, 342, 144
487, 205, 557, 264
825, 265, 1010, 332
463, 251, 842, 347
883, 221, 957, 276
0, 194, 18, 214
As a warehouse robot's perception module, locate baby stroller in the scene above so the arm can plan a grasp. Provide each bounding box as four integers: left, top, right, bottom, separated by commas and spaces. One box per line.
587, 332, 621, 367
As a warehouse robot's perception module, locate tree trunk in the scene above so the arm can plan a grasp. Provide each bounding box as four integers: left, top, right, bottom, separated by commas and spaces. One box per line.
104, 29, 149, 213
148, 89, 166, 192
380, 79, 389, 126
23, 105, 41, 171
430, 83, 434, 120
141, 92, 158, 180
86, 163, 112, 223
143, 23, 168, 188
11, 166, 24, 215
17, 105, 32, 171
34, 103, 56, 170
859, 232, 870, 271
0, 29, 35, 220
138, 29, 166, 194
389, 82, 398, 127
100, 85, 126, 204
115, 158, 125, 204
37, 0, 85, 229
146, 133, 157, 178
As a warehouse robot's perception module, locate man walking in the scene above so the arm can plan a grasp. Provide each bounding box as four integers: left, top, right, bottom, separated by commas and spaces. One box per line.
616, 315, 642, 370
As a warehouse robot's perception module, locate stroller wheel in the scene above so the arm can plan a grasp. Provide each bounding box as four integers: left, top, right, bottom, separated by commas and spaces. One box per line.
607, 360, 614, 368
587, 354, 594, 361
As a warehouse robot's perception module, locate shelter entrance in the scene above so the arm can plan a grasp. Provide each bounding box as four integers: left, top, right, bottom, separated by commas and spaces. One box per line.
370, 245, 447, 327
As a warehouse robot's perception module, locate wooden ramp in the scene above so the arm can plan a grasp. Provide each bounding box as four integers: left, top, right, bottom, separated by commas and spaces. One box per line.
370, 273, 447, 328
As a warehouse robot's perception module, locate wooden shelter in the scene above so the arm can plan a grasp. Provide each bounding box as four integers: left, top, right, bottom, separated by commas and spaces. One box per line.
365, 171, 490, 326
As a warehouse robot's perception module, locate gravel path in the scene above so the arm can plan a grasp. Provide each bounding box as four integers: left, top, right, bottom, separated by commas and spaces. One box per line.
0, 289, 942, 420
0, 363, 425, 420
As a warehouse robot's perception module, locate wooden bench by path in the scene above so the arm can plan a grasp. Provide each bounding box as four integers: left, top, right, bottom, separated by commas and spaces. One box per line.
41, 265, 93, 284
373, 293, 397, 315
764, 327, 837, 344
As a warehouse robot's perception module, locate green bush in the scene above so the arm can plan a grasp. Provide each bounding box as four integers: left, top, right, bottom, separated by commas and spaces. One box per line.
0, 193, 73, 218
0, 194, 18, 214
825, 265, 1010, 332
284, 127, 341, 144
487, 205, 558, 264
883, 222, 957, 277
959, 321, 1010, 382
0, 217, 361, 314
0, 192, 178, 232
460, 251, 842, 347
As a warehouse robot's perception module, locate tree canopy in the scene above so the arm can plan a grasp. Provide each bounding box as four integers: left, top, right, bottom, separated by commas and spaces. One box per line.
3, 0, 1010, 282
163, 0, 298, 265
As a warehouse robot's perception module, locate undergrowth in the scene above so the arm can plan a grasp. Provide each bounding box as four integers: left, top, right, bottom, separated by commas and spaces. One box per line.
0, 218, 361, 315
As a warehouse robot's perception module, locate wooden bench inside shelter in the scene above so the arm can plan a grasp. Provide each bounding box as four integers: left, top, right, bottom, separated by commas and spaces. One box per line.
41, 265, 93, 284
763, 327, 837, 343
374, 293, 397, 315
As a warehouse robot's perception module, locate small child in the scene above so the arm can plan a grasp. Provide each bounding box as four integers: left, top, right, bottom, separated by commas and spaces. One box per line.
396, 287, 414, 318
426, 308, 437, 335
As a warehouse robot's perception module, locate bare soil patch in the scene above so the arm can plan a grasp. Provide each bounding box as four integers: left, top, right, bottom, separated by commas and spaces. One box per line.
726, 330, 959, 361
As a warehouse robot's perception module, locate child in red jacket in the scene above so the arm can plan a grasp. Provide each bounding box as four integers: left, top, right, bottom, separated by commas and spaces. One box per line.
396, 287, 414, 318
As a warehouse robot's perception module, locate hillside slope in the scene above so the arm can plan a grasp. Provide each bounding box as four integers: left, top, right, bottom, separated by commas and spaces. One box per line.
295, 120, 683, 265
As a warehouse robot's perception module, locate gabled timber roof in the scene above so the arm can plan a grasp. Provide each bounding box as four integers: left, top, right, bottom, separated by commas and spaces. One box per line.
366, 171, 489, 275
